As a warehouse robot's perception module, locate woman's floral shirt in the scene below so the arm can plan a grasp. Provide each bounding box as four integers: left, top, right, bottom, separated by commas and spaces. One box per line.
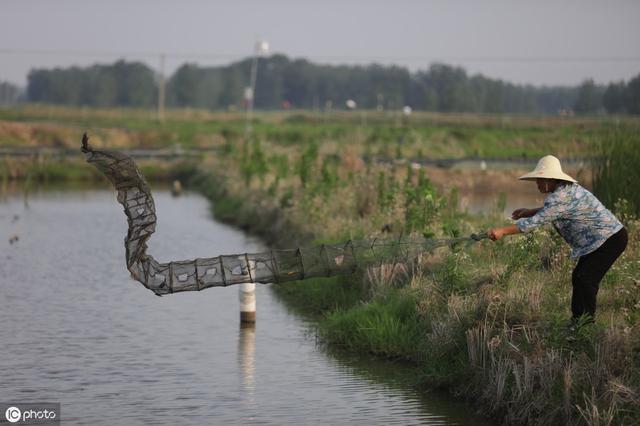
516, 184, 623, 258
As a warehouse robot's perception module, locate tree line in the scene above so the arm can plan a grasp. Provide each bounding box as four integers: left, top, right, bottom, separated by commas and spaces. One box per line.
19, 55, 640, 114
0, 81, 23, 106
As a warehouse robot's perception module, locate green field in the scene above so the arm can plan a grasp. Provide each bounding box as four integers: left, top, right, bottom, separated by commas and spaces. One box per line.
2, 105, 639, 158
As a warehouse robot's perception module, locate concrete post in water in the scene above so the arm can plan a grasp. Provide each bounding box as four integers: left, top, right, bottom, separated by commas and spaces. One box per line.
239, 283, 256, 323
171, 179, 182, 196
239, 260, 256, 323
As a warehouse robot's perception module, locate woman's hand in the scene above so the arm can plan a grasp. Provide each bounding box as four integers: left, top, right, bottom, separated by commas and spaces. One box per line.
488, 228, 506, 241
488, 224, 521, 241
511, 207, 542, 220
511, 208, 530, 220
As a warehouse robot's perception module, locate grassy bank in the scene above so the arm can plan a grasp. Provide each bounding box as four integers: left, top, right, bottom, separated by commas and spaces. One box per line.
0, 154, 200, 185
184, 118, 639, 424
2, 107, 640, 424
202, 172, 640, 425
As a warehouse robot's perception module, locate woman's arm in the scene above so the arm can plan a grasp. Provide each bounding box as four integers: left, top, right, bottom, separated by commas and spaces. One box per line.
488, 224, 521, 241
511, 207, 542, 220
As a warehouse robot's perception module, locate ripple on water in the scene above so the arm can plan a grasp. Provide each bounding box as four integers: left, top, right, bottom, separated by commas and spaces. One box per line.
0, 188, 482, 425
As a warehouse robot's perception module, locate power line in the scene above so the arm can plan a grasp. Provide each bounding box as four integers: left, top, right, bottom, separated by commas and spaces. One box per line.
315, 55, 640, 64
1, 48, 639, 64
0, 48, 243, 61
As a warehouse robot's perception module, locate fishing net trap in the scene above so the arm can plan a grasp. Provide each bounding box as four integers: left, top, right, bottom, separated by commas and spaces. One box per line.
81, 133, 487, 296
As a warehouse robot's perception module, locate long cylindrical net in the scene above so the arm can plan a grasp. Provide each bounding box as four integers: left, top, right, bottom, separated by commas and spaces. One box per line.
81, 134, 486, 296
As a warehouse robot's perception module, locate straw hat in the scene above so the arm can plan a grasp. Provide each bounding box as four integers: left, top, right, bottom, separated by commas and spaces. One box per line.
518, 155, 577, 183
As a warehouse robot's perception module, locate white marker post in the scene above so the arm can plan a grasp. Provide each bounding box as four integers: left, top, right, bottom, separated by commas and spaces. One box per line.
239, 283, 256, 323
239, 260, 256, 323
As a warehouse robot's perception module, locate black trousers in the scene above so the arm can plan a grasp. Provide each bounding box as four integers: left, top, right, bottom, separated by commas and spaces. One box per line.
571, 228, 628, 320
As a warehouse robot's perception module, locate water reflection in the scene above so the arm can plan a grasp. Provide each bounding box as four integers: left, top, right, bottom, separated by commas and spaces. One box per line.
238, 322, 256, 400
322, 350, 489, 426
458, 189, 545, 215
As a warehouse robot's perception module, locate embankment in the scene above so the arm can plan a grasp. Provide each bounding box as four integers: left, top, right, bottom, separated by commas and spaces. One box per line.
187, 163, 640, 426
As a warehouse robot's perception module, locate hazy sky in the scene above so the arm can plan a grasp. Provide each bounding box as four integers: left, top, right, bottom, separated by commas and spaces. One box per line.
2, 0, 639, 87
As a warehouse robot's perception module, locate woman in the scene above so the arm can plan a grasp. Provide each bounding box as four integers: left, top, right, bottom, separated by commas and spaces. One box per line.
488, 155, 628, 323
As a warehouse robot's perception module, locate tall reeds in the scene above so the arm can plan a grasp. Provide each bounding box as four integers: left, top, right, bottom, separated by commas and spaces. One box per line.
593, 129, 640, 215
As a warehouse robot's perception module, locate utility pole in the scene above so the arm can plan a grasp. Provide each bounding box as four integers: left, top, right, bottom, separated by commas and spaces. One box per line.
241, 39, 269, 325
244, 40, 269, 137
157, 54, 166, 122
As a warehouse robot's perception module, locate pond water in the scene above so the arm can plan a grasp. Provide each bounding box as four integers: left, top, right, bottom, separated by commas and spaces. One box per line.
457, 188, 546, 216
0, 185, 487, 425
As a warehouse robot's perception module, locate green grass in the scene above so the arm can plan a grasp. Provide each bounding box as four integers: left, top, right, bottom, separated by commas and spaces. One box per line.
593, 129, 640, 215
320, 290, 425, 361
272, 275, 365, 316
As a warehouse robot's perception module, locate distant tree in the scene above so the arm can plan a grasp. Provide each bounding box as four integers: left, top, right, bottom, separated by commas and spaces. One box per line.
112, 60, 156, 107
426, 64, 475, 112
501, 84, 529, 113
602, 81, 627, 114
625, 73, 640, 114
28, 68, 81, 104
254, 55, 286, 109
217, 62, 248, 109
85, 65, 117, 106
536, 86, 579, 114
573, 79, 603, 114
170, 64, 201, 107
470, 76, 505, 113
197, 69, 225, 109
282, 58, 316, 108
371, 64, 411, 110
0, 81, 22, 105
23, 55, 624, 115
26, 70, 47, 102
27, 60, 156, 107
